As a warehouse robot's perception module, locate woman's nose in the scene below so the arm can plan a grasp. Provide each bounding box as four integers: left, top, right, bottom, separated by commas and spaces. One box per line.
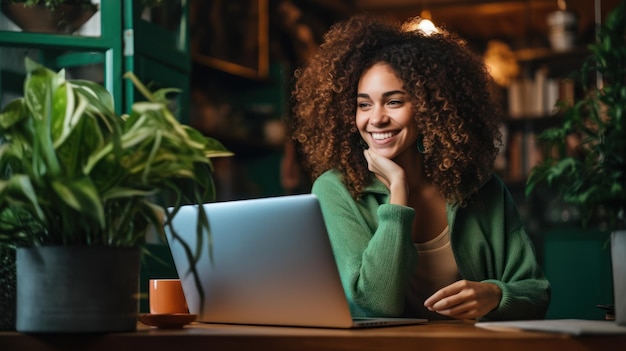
369, 107, 389, 126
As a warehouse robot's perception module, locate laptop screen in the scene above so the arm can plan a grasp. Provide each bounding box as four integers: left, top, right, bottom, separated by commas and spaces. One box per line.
165, 194, 358, 328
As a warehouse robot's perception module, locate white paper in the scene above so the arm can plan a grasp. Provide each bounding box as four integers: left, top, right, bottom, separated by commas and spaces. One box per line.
476, 319, 626, 335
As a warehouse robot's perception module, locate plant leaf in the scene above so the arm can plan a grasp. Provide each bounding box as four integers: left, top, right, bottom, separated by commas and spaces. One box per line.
51, 177, 104, 228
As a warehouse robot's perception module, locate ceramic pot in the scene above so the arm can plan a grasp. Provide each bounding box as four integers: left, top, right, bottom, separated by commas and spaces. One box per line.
16, 246, 141, 333
612, 229, 626, 325
0, 2, 97, 34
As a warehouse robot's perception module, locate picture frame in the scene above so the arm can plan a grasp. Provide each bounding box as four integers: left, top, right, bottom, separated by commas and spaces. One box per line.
190, 0, 269, 80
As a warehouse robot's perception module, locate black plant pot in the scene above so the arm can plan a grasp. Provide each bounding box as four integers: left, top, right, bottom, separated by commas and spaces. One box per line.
0, 248, 17, 331
16, 246, 141, 333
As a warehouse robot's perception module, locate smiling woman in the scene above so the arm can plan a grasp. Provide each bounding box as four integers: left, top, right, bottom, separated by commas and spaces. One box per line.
290, 14, 550, 321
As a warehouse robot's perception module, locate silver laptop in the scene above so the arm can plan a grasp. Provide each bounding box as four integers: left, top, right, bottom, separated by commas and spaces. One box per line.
164, 194, 427, 328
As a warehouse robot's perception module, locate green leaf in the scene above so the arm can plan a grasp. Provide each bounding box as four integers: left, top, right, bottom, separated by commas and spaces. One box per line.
51, 177, 104, 228
0, 175, 45, 221
193, 132, 234, 158
151, 88, 181, 104
0, 99, 27, 130
101, 186, 158, 201
70, 79, 117, 117
123, 72, 156, 102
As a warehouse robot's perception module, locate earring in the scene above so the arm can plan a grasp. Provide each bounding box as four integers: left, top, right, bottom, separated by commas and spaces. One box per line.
359, 139, 369, 149
417, 134, 425, 153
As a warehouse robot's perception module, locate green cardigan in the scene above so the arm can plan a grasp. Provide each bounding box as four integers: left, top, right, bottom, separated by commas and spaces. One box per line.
312, 170, 550, 321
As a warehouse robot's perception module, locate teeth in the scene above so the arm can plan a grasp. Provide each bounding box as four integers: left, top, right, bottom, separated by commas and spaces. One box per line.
371, 132, 397, 140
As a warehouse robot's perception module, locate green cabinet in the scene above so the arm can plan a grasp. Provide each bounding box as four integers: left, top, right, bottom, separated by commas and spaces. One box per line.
0, 0, 190, 120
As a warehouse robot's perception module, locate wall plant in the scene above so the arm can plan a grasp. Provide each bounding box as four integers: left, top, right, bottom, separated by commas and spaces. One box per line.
5, 0, 163, 11
525, 0, 626, 230
8, 0, 96, 10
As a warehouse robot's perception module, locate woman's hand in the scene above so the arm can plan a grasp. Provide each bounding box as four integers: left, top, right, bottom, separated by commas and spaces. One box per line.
423, 280, 502, 320
363, 149, 408, 205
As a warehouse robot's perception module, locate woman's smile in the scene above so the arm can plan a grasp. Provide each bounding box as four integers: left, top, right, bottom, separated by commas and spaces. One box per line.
370, 131, 400, 141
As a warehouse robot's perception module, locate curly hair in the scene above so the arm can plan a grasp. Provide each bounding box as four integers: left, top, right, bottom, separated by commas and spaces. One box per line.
290, 14, 502, 204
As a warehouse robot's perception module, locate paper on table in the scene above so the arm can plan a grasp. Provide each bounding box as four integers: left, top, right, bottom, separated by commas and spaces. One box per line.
475, 319, 626, 336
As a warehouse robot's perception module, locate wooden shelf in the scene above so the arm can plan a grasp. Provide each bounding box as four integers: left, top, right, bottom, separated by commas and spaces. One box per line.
514, 46, 590, 63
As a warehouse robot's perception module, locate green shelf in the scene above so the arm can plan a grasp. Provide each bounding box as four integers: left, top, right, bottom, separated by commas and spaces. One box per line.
0, 0, 190, 119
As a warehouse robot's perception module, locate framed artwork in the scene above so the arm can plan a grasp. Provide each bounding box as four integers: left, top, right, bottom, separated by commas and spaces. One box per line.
190, 0, 269, 80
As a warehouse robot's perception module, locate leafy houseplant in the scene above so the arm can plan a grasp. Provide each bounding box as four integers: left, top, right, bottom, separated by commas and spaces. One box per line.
5, 0, 163, 11
526, 0, 625, 230
525, 0, 625, 324
8, 0, 165, 10
7, 0, 96, 10
0, 0, 100, 33
0, 59, 232, 332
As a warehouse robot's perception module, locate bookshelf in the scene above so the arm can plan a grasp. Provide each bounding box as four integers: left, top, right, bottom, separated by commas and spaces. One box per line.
499, 46, 590, 184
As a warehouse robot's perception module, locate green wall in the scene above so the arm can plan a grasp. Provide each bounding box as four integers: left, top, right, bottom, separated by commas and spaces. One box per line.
542, 227, 613, 320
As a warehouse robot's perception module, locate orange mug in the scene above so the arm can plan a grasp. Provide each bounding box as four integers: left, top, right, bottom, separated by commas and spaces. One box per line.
149, 279, 188, 315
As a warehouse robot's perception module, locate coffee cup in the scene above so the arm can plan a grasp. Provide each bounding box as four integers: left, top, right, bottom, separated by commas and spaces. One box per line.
149, 279, 188, 315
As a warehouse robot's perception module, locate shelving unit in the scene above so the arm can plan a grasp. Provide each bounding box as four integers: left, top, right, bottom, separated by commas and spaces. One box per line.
0, 0, 191, 121
0, 1, 121, 111
501, 46, 590, 185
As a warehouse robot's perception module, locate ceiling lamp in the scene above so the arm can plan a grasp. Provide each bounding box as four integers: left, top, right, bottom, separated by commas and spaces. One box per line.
418, 1, 438, 35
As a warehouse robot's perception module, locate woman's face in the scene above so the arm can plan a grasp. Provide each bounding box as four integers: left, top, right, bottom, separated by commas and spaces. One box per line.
356, 63, 420, 161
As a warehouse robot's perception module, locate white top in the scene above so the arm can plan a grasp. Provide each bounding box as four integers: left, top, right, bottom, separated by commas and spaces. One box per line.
406, 226, 460, 319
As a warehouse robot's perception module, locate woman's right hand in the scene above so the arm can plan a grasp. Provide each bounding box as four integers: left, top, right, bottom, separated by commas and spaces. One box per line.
363, 149, 408, 206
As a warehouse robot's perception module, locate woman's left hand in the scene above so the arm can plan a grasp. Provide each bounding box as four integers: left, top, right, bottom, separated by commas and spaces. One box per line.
423, 280, 502, 319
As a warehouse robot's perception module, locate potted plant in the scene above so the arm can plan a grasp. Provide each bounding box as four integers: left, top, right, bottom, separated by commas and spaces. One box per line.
1, 0, 99, 33
525, 0, 625, 325
0, 58, 232, 332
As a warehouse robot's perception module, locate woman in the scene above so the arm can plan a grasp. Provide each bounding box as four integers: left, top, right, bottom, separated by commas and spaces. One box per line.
290, 15, 550, 321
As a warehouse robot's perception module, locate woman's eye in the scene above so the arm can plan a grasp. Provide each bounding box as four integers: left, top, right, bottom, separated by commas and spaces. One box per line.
357, 102, 371, 109
388, 100, 403, 106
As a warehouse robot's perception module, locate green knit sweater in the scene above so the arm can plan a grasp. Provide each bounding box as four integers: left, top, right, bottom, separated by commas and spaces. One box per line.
312, 170, 550, 321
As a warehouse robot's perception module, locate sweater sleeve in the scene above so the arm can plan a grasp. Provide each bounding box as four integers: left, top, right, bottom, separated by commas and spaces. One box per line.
312, 172, 417, 317
480, 217, 551, 321
454, 176, 551, 321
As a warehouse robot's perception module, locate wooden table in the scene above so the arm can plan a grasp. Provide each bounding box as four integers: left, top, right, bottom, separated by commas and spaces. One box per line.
1, 320, 624, 351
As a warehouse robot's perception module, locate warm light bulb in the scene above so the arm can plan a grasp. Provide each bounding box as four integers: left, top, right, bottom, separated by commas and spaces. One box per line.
416, 19, 438, 35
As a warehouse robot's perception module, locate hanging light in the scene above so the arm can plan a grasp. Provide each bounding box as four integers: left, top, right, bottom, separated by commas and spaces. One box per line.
403, 1, 439, 35
415, 18, 438, 35
417, 2, 438, 35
